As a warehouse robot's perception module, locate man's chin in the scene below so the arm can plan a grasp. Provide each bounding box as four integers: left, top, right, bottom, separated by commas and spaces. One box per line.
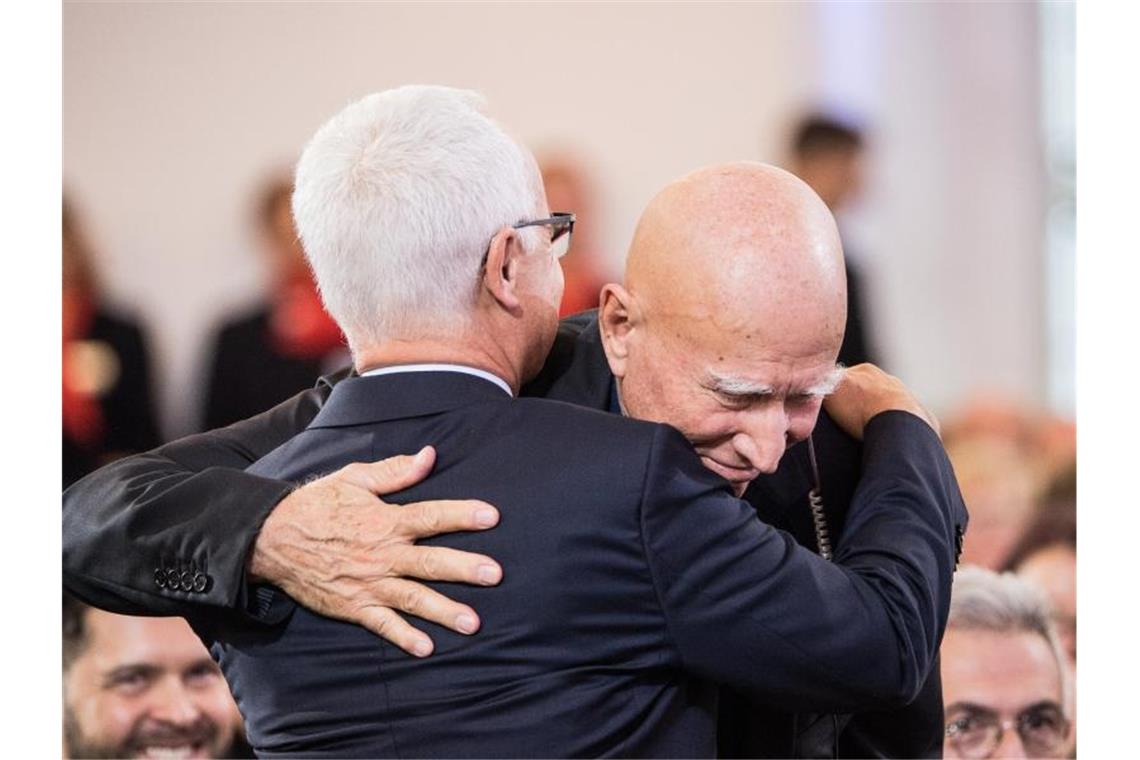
699, 456, 758, 496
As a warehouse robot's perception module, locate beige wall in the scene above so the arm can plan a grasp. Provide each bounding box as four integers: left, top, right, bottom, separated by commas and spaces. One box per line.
63, 1, 1051, 438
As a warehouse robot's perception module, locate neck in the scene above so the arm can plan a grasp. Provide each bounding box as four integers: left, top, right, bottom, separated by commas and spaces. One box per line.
354, 333, 524, 394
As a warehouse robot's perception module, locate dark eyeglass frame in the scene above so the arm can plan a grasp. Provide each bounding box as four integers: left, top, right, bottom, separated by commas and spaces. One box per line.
944, 702, 1071, 758
482, 212, 575, 267
513, 211, 575, 243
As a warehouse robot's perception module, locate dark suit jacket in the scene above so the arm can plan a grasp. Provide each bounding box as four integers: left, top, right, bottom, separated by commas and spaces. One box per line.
530, 313, 947, 758
190, 369, 961, 757
63, 312, 965, 757
202, 307, 341, 431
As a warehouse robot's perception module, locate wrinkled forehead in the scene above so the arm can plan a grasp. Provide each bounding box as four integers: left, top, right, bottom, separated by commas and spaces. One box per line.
647, 308, 841, 393
942, 629, 1064, 712
654, 289, 839, 357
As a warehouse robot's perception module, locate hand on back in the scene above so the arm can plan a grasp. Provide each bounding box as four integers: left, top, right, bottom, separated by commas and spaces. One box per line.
248, 446, 503, 657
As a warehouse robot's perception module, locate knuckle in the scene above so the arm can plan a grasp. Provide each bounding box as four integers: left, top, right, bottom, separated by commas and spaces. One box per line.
369, 609, 394, 638
377, 546, 409, 578
371, 460, 396, 481
372, 578, 400, 604
416, 505, 443, 534
382, 453, 410, 470
341, 462, 367, 481
417, 549, 441, 579
398, 586, 423, 615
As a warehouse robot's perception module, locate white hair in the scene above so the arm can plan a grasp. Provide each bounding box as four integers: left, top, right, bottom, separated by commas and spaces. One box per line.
704, 365, 846, 398
948, 566, 1073, 716
292, 85, 543, 353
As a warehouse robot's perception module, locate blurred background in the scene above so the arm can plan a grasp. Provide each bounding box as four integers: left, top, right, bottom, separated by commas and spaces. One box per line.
61, 2, 1078, 756
63, 1, 1074, 441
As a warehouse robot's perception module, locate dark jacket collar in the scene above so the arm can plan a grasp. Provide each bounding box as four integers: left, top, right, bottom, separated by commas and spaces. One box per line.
316, 311, 616, 414
522, 310, 619, 413
308, 371, 510, 429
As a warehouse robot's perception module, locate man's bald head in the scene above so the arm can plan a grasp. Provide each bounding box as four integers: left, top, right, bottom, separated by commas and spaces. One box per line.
599, 162, 849, 492
626, 162, 846, 345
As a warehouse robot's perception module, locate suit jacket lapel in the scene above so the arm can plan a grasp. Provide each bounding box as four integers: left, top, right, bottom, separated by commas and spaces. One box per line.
522, 310, 617, 412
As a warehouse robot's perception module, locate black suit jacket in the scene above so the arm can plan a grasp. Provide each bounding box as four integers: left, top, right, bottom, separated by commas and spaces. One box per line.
64, 312, 965, 757
530, 313, 948, 758
191, 369, 962, 757
202, 307, 342, 431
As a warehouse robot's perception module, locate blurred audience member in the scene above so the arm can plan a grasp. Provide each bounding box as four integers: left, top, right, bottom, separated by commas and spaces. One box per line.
201, 176, 348, 429
942, 567, 1072, 759
63, 198, 160, 488
63, 593, 249, 758
539, 153, 608, 317
946, 433, 1039, 570
789, 113, 878, 367
946, 392, 1076, 488
1004, 462, 1077, 667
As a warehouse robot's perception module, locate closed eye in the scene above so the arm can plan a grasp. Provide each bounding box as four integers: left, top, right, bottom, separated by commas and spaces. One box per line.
715, 392, 759, 410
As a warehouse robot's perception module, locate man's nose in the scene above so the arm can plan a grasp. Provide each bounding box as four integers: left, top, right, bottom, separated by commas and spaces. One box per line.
148, 678, 203, 725
731, 407, 788, 475
991, 728, 1028, 759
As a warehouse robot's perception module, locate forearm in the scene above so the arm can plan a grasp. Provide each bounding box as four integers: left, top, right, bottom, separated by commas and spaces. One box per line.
62, 383, 329, 616
63, 458, 292, 616
830, 410, 967, 681
646, 416, 966, 711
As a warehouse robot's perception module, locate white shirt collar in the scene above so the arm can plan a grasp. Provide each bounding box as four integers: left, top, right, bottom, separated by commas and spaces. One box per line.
359, 363, 513, 397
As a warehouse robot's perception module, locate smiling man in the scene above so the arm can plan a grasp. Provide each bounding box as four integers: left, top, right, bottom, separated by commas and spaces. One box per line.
63, 593, 245, 759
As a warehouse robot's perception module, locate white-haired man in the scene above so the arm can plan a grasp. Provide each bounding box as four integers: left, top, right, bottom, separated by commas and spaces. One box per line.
942, 567, 1073, 759
155, 85, 967, 756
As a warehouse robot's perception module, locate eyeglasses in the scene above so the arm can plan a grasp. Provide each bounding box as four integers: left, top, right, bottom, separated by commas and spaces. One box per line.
512, 212, 575, 259
944, 702, 1070, 758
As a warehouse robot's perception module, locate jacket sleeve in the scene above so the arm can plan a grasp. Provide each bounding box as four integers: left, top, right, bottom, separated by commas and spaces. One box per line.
62, 379, 332, 619
639, 410, 967, 713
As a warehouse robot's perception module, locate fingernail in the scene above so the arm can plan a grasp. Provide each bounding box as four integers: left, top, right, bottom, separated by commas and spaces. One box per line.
475, 508, 498, 528
413, 638, 433, 657
456, 614, 478, 634
477, 563, 502, 585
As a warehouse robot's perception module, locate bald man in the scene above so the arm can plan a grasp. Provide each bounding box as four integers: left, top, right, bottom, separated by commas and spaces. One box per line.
65, 162, 965, 757
603, 163, 848, 486
536, 163, 953, 756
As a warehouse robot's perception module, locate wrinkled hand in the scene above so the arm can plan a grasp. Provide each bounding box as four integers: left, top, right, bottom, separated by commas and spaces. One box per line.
248, 446, 502, 657
824, 364, 941, 440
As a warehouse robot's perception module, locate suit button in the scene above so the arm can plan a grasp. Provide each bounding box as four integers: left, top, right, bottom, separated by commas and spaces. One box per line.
154, 568, 167, 589
166, 568, 181, 588
179, 570, 194, 592
192, 572, 208, 593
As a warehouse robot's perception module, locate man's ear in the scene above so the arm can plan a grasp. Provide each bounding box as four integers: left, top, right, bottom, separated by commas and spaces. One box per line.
483, 226, 524, 314
599, 283, 638, 380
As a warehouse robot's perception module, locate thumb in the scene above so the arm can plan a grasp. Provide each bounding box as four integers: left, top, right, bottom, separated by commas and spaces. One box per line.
338, 446, 437, 495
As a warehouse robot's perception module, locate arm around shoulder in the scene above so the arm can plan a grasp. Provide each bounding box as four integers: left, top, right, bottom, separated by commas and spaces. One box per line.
639, 421, 966, 712
62, 382, 328, 617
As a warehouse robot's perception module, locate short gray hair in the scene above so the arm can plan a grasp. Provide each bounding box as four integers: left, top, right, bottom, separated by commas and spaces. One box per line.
292, 85, 543, 354
948, 566, 1072, 714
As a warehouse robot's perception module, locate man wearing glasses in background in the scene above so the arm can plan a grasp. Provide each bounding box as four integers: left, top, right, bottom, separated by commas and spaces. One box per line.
941, 567, 1073, 759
